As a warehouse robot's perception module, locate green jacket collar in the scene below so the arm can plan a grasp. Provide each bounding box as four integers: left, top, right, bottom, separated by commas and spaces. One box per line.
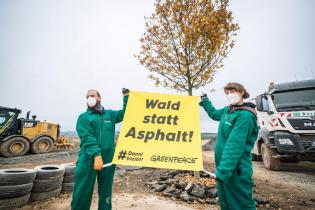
86, 107, 105, 114
87, 108, 94, 114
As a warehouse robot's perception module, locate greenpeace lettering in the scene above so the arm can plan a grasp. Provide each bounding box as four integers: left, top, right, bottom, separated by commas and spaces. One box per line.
113, 91, 203, 171
150, 155, 198, 164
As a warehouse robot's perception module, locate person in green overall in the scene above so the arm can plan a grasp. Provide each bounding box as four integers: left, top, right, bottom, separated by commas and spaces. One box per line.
199, 82, 258, 210
71, 88, 129, 210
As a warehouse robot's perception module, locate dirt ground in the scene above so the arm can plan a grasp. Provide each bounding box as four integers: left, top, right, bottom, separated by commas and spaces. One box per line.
8, 165, 212, 210
203, 152, 315, 210
1, 141, 315, 210
17, 192, 200, 210
0, 149, 213, 210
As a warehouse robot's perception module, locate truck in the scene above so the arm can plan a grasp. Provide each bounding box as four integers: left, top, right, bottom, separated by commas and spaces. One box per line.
0, 106, 70, 157
252, 79, 315, 170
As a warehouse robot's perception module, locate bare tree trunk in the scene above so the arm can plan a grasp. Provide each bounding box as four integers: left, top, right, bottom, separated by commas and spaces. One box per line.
188, 88, 193, 96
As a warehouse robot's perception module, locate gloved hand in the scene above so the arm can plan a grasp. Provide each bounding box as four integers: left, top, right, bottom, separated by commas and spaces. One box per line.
122, 88, 130, 96
94, 155, 103, 171
201, 92, 207, 100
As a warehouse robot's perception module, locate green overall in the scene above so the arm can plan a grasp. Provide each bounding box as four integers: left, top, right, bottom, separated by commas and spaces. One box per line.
200, 96, 258, 210
71, 96, 128, 210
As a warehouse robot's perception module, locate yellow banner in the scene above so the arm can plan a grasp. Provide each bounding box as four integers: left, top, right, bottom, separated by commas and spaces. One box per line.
112, 91, 203, 171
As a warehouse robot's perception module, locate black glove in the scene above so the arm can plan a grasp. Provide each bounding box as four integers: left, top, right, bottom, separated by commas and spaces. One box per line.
201, 92, 207, 100
122, 88, 130, 96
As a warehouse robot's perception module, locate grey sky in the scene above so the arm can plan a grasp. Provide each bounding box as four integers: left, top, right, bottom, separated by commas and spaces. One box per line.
1, 0, 314, 132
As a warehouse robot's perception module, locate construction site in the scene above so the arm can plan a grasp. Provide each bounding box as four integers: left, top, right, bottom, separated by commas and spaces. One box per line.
0, 137, 314, 210
1, 0, 315, 210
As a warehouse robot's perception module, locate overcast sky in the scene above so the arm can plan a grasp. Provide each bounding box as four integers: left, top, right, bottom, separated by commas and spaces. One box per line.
1, 0, 314, 132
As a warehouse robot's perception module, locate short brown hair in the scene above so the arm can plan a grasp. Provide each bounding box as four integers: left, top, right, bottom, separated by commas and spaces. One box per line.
88, 90, 101, 97
224, 82, 250, 99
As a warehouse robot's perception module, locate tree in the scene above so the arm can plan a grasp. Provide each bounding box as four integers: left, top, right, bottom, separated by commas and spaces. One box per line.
135, 0, 239, 96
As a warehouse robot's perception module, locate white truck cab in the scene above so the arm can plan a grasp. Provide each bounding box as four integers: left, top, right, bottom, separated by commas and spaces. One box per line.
252, 79, 315, 170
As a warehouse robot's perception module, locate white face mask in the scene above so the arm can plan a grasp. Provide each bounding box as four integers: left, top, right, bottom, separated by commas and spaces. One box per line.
226, 93, 241, 105
87, 97, 97, 107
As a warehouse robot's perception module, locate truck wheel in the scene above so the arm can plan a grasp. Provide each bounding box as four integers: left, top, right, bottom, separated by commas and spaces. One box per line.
31, 136, 53, 154
281, 159, 299, 163
252, 154, 262, 161
290, 159, 299, 163
0, 137, 30, 157
261, 143, 281, 170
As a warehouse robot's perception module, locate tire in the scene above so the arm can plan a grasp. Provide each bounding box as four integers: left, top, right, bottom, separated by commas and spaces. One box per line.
32, 177, 63, 193
252, 154, 262, 162
0, 137, 30, 157
60, 163, 76, 176
281, 159, 299, 163
0, 183, 33, 199
62, 182, 74, 193
34, 165, 65, 180
261, 143, 281, 170
0, 193, 30, 210
0, 168, 37, 186
290, 159, 299, 163
63, 175, 74, 183
30, 136, 53, 154
252, 154, 258, 161
31, 187, 62, 201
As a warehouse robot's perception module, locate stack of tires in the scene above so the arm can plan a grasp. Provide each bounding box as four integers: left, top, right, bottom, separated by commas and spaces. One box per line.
60, 163, 76, 193
0, 168, 36, 210
31, 165, 65, 201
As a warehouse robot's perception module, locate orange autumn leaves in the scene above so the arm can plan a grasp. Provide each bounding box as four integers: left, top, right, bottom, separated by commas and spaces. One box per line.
135, 0, 239, 95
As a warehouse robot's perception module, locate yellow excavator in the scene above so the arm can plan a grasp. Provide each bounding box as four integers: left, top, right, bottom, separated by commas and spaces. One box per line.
0, 106, 71, 157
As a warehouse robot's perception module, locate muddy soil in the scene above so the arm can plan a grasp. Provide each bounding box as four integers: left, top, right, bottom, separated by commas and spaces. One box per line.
13, 168, 212, 210
1, 138, 314, 210
203, 151, 315, 210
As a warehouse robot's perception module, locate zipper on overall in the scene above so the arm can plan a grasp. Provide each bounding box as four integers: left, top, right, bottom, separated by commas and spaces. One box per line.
99, 114, 104, 146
